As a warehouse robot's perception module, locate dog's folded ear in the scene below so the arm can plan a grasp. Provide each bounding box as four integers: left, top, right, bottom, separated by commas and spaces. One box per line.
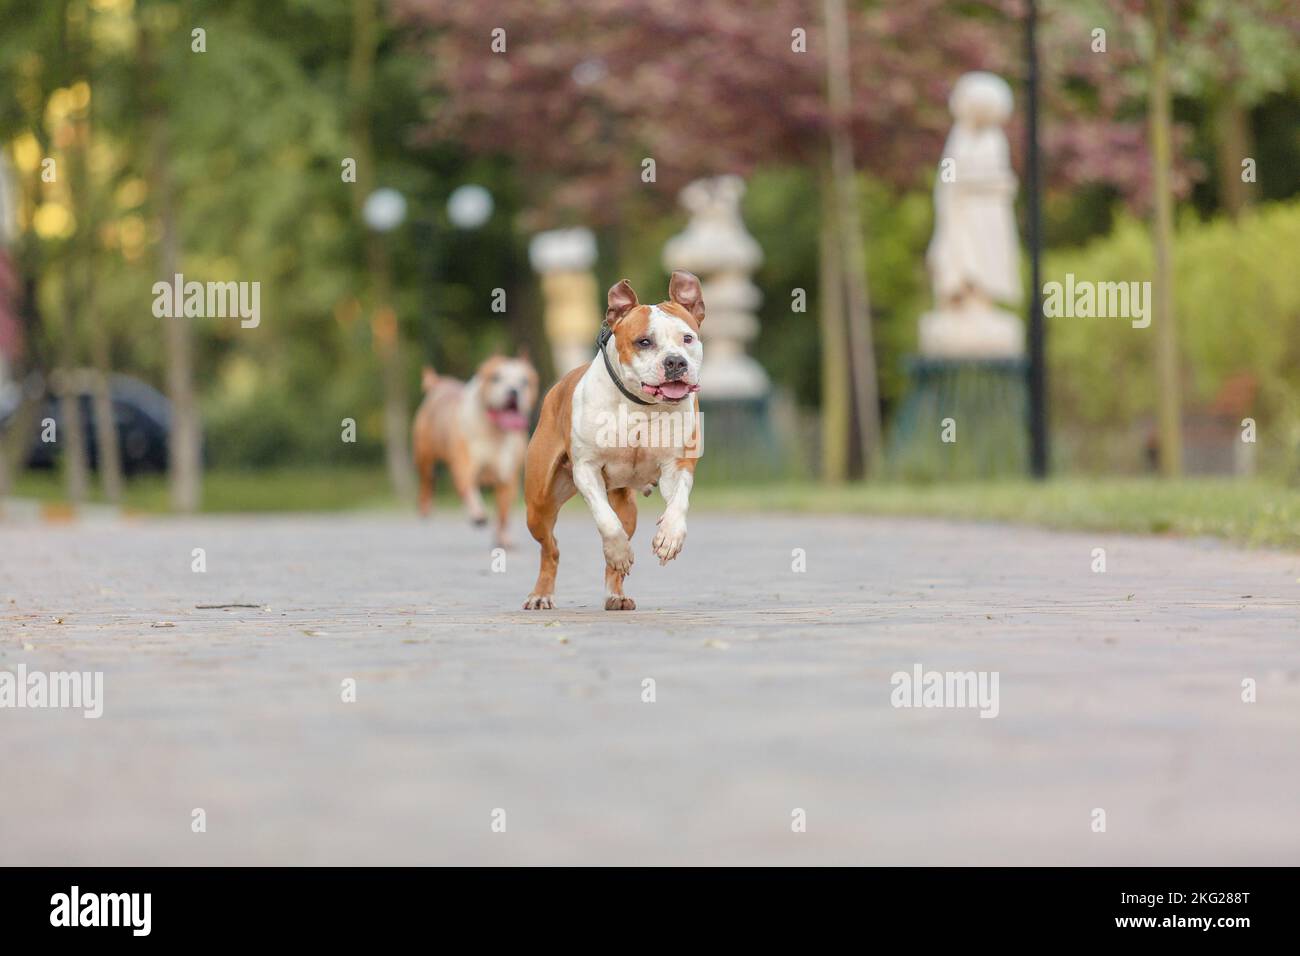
668, 270, 705, 324
606, 279, 639, 326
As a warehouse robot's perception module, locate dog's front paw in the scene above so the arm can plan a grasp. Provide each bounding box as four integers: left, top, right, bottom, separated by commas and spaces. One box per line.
604, 594, 636, 611
523, 593, 555, 610
602, 533, 634, 575
652, 514, 687, 564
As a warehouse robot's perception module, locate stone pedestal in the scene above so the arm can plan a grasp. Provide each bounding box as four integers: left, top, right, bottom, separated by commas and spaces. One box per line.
662, 176, 780, 478
887, 357, 1029, 480
918, 303, 1024, 360
662, 176, 770, 400
529, 228, 600, 375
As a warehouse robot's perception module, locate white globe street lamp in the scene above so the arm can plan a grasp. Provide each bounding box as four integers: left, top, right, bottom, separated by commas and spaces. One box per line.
362, 188, 407, 233
446, 184, 493, 230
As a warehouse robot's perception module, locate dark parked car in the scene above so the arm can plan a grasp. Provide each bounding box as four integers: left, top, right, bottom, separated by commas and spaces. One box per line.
2, 373, 173, 476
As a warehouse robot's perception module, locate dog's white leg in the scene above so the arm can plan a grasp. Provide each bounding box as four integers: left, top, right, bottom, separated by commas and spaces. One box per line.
652, 460, 692, 564
572, 460, 633, 574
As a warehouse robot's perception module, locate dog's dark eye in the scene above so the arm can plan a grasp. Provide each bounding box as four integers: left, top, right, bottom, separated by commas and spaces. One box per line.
683, 334, 694, 344
636, 338, 653, 348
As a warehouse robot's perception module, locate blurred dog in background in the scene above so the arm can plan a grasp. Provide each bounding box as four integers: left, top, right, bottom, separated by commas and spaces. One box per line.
412, 350, 539, 548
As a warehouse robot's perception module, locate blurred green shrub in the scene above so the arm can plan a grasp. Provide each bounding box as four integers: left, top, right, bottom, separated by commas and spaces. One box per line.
1046, 200, 1300, 475
203, 354, 387, 469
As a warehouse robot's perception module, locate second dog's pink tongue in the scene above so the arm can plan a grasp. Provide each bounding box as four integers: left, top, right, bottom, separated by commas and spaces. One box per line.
657, 381, 692, 400
490, 410, 529, 431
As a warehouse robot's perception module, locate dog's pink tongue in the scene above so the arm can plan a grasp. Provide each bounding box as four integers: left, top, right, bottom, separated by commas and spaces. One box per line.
658, 381, 692, 400
491, 410, 529, 431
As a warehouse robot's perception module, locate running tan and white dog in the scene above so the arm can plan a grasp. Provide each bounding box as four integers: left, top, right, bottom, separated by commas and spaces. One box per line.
412, 352, 539, 548
523, 271, 704, 611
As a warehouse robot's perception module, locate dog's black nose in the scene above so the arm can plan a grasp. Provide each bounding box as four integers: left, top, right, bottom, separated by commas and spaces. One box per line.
662, 354, 688, 380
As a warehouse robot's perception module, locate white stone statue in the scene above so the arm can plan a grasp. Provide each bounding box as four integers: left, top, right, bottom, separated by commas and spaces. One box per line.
919, 72, 1025, 359
662, 175, 769, 399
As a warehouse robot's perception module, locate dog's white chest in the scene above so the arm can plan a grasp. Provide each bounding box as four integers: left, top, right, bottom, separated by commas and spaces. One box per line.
570, 371, 688, 492
459, 398, 524, 482
573, 416, 671, 490
473, 431, 523, 479
596, 450, 664, 491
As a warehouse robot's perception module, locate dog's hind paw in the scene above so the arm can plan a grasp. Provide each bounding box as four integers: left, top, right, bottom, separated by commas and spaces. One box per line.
523, 593, 555, 610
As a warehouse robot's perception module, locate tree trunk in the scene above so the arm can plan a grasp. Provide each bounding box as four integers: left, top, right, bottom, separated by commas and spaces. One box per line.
56, 0, 90, 505
142, 23, 201, 512
88, 311, 122, 502
349, 0, 414, 504
159, 145, 200, 512
1213, 94, 1254, 219
80, 5, 123, 503
1150, 0, 1182, 477
818, 168, 850, 484
57, 257, 90, 504
823, 0, 882, 479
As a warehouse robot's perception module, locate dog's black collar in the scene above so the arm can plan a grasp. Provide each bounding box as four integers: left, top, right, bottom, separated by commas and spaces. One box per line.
597, 323, 655, 406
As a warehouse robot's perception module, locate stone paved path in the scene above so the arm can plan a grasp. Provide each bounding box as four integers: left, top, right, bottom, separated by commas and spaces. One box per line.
2, 509, 1298, 864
